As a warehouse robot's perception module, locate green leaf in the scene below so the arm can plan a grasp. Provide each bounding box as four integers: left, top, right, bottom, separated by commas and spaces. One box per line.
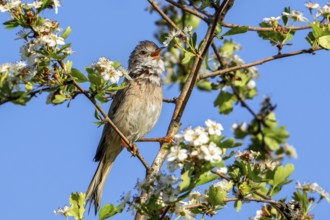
182, 51, 195, 64
71, 68, 88, 83
87, 67, 102, 87
273, 164, 294, 187
196, 80, 212, 91
3, 19, 19, 29
220, 138, 242, 149
99, 203, 125, 220
179, 170, 192, 192
66, 192, 85, 220
264, 136, 280, 150
214, 91, 237, 115
113, 61, 121, 69
195, 172, 218, 187
234, 200, 242, 212
207, 183, 230, 207
61, 26, 72, 39
222, 26, 248, 37
40, 0, 53, 10
53, 94, 68, 104
318, 35, 330, 49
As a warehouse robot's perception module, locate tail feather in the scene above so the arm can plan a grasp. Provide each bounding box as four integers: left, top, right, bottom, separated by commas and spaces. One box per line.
85, 159, 113, 214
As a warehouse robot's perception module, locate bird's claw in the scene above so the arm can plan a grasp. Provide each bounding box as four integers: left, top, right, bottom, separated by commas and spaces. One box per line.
159, 135, 175, 145
121, 139, 138, 156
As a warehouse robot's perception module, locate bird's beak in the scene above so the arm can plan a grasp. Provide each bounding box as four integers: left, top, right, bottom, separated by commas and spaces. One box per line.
150, 47, 165, 58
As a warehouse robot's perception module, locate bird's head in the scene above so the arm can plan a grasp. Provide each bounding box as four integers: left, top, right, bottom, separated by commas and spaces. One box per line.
128, 41, 165, 81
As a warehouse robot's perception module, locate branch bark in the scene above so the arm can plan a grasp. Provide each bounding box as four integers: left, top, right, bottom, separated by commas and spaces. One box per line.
199, 47, 322, 79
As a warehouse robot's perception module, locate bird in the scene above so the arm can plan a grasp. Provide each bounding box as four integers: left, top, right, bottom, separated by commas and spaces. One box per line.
85, 40, 165, 214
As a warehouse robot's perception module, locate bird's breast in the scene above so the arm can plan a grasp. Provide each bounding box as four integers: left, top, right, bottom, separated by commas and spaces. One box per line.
113, 81, 162, 142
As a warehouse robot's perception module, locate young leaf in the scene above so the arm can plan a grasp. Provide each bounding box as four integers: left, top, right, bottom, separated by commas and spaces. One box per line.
99, 203, 125, 220
182, 51, 195, 64
61, 26, 72, 39
71, 68, 88, 83
318, 35, 330, 49
214, 91, 237, 115
273, 164, 294, 187
66, 192, 86, 220
222, 26, 249, 37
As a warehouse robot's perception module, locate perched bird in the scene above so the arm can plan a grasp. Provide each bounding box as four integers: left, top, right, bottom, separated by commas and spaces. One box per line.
85, 41, 165, 213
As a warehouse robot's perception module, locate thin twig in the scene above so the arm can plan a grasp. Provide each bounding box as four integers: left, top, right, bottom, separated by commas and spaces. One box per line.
148, 0, 186, 38
137, 137, 165, 143
163, 97, 177, 103
0, 86, 51, 105
211, 170, 230, 181
199, 47, 322, 79
221, 21, 311, 32
165, 0, 208, 22
164, 1, 312, 33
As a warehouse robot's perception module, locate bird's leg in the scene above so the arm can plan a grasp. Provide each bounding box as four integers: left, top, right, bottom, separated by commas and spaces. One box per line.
158, 135, 175, 145
121, 139, 138, 156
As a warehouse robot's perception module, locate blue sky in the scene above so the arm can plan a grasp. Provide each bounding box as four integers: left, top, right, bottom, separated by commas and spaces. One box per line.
1, 0, 330, 219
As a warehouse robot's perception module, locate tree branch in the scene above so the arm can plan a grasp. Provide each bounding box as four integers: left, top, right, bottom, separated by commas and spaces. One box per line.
199, 47, 322, 79
221, 21, 311, 32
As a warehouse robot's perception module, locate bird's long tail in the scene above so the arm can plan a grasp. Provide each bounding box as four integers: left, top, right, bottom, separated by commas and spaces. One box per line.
85, 147, 122, 214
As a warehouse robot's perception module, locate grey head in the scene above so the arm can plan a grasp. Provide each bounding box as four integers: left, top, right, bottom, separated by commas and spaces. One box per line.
128, 40, 165, 85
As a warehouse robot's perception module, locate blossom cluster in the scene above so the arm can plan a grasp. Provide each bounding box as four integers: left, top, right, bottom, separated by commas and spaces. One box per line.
167, 120, 224, 172
262, 2, 330, 26
296, 182, 330, 203
137, 173, 180, 204
212, 41, 258, 91
0, 61, 35, 90
163, 26, 192, 47
0, 1, 69, 92
92, 57, 124, 83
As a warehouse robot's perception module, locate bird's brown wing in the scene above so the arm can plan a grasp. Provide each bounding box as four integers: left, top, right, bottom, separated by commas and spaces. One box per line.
93, 86, 129, 162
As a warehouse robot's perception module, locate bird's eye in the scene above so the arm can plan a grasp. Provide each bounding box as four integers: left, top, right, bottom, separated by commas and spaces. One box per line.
140, 51, 147, 55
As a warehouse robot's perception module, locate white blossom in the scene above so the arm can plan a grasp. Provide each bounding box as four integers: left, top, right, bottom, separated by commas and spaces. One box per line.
163, 29, 181, 47
40, 34, 65, 47
305, 2, 320, 10
53, 0, 61, 14
213, 179, 230, 191
259, 159, 278, 171
282, 10, 308, 22
240, 122, 247, 131
188, 191, 208, 205
249, 210, 263, 220
296, 182, 330, 202
263, 16, 281, 25
183, 126, 209, 146
183, 25, 193, 35
200, 142, 222, 163
284, 144, 298, 159
27, 1, 42, 9
93, 57, 123, 83
216, 167, 228, 174
205, 119, 224, 136
0, 0, 20, 12
174, 201, 195, 220
247, 80, 256, 89
53, 205, 70, 215
316, 4, 330, 17
232, 54, 244, 65
168, 145, 188, 162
